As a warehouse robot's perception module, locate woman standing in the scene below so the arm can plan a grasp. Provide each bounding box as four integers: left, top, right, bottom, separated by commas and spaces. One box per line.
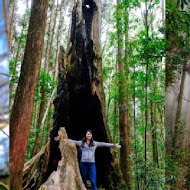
54, 129, 121, 190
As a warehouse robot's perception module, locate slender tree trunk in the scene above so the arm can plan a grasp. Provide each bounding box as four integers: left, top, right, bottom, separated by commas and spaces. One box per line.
144, 1, 149, 187
106, 78, 111, 117
149, 76, 159, 168
113, 62, 118, 143
168, 65, 186, 190
10, 5, 29, 106
131, 44, 140, 190
34, 103, 40, 130
9, 0, 48, 189
182, 92, 190, 159
44, 0, 56, 69
32, 85, 56, 156
54, 0, 65, 81
49, 0, 59, 57
27, 101, 39, 159
150, 102, 159, 167
45, 101, 54, 143
124, 1, 133, 188
9, 0, 16, 50
9, 0, 16, 47
113, 95, 118, 142
32, 0, 58, 157
172, 64, 186, 157
117, 0, 132, 188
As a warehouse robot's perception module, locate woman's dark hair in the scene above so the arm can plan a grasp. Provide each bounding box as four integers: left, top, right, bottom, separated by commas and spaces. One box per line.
81, 129, 95, 148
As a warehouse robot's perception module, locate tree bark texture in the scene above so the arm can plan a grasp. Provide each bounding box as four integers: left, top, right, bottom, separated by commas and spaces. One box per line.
9, 0, 49, 189
9, 0, 15, 50
23, 0, 126, 189
172, 64, 186, 157
23, 128, 86, 190
49, 0, 126, 189
23, 141, 50, 190
32, 0, 57, 157
117, 0, 133, 188
150, 103, 159, 167
39, 128, 86, 190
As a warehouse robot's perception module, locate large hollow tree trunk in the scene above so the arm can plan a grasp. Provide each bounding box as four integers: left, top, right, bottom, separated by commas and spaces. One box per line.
9, 0, 49, 190
23, 0, 126, 190
60, 0, 126, 188
25, 0, 126, 190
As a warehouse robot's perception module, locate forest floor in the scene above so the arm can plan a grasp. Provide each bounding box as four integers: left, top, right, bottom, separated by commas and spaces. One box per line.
177, 165, 188, 190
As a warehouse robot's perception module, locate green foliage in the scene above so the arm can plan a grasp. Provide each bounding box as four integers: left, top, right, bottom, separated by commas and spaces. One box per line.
165, 150, 190, 189
166, 0, 190, 84
177, 0, 190, 10
102, 0, 165, 189
0, 182, 9, 190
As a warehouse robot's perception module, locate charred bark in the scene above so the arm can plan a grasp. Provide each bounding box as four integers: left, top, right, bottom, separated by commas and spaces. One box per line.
50, 0, 126, 189
23, 1, 126, 189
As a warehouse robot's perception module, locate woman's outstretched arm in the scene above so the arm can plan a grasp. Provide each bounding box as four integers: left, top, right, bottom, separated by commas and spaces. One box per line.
95, 141, 121, 148
68, 139, 82, 146
54, 136, 82, 146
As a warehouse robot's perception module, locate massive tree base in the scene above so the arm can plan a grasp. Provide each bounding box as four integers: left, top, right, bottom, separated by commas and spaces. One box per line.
23, 128, 86, 190
39, 128, 86, 190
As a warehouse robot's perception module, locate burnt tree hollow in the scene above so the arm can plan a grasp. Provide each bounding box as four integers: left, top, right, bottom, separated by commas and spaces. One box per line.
49, 0, 126, 189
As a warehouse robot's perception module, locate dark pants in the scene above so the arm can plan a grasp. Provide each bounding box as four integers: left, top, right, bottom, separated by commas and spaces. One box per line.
79, 162, 97, 190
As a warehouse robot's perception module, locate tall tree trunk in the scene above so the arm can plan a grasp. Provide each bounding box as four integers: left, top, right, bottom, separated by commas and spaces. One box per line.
44, 0, 56, 69
9, 0, 48, 189
144, 1, 149, 187
45, 101, 54, 143
32, 86, 56, 157
9, 0, 16, 51
10, 4, 29, 107
113, 63, 118, 143
168, 64, 187, 190
172, 64, 186, 157
58, 1, 125, 188
49, 0, 59, 58
32, 0, 58, 157
117, 0, 132, 188
131, 44, 140, 190
54, 0, 65, 81
150, 102, 159, 167
150, 77, 159, 168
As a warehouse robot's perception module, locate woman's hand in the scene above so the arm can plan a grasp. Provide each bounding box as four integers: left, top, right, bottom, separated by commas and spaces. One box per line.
54, 136, 60, 141
115, 143, 121, 148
